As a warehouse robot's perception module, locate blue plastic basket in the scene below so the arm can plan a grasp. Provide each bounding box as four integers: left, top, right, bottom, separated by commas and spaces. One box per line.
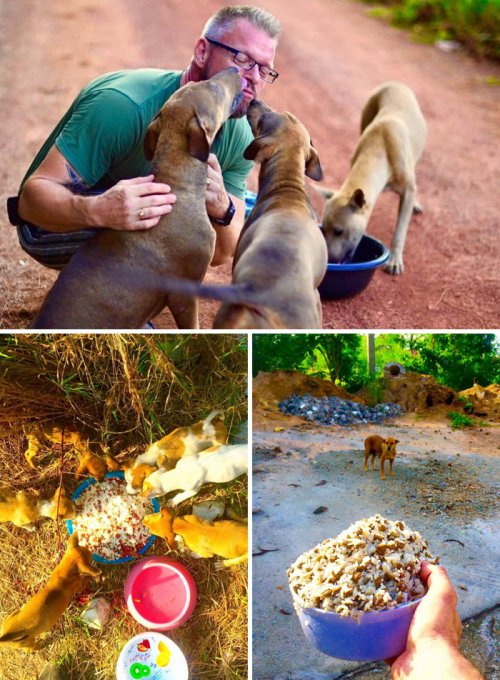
66, 471, 160, 565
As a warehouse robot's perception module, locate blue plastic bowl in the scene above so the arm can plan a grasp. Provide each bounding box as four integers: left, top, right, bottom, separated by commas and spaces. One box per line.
295, 597, 422, 661
66, 471, 160, 565
318, 233, 390, 300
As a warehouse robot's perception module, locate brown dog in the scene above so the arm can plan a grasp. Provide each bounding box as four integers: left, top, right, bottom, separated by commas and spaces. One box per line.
0, 486, 75, 530
364, 435, 399, 480
0, 533, 101, 650
138, 99, 328, 328
143, 506, 248, 567
32, 68, 243, 329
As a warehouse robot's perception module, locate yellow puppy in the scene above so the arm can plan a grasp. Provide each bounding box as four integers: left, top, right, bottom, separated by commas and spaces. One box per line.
76, 451, 120, 482
364, 435, 399, 480
143, 506, 248, 567
24, 419, 102, 469
0, 533, 101, 650
0, 486, 75, 530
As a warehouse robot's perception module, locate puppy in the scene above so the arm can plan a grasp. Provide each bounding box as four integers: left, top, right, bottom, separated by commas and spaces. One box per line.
76, 451, 120, 482
364, 435, 399, 480
0, 533, 101, 650
0, 486, 75, 530
143, 506, 247, 567
24, 419, 104, 469
140, 443, 248, 505
320, 82, 427, 274
123, 410, 227, 494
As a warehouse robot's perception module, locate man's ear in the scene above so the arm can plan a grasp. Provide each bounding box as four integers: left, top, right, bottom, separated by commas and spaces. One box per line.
188, 113, 212, 162
144, 117, 161, 160
305, 145, 324, 182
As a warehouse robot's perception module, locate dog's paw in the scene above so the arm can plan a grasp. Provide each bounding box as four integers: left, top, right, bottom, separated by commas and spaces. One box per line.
384, 258, 404, 275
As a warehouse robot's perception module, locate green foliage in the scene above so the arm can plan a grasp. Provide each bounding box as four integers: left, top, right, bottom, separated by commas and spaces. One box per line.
253, 333, 499, 394
457, 395, 475, 413
252, 334, 365, 390
447, 411, 475, 428
362, 0, 500, 59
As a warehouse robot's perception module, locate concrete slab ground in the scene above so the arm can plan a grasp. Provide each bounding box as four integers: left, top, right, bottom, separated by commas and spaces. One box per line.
252, 422, 500, 679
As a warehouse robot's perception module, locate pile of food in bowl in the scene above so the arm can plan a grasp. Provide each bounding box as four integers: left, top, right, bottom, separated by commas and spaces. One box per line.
288, 514, 438, 619
69, 475, 157, 562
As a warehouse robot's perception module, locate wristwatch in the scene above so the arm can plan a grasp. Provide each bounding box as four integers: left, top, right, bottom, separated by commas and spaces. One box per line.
211, 196, 236, 226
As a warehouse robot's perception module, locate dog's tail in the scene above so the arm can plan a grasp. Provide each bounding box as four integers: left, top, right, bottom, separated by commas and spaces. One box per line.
150, 276, 262, 305
203, 410, 224, 434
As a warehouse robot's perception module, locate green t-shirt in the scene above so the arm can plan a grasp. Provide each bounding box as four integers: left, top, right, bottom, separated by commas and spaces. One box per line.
20, 69, 253, 199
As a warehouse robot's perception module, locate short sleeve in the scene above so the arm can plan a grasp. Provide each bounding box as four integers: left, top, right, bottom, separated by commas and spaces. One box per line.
55, 90, 142, 187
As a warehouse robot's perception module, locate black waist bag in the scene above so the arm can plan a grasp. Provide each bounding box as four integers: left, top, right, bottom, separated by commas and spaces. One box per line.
7, 196, 97, 270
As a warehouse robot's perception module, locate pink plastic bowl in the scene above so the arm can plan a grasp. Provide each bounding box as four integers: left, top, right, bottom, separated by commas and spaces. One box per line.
124, 556, 197, 630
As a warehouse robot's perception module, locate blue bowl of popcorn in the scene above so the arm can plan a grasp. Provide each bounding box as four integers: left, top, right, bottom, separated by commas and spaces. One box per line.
295, 596, 422, 661
66, 472, 160, 565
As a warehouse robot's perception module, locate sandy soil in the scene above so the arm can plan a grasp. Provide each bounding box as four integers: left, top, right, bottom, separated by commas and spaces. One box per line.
0, 0, 499, 329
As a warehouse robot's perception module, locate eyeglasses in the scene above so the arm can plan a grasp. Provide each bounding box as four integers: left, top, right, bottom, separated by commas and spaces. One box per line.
205, 37, 279, 84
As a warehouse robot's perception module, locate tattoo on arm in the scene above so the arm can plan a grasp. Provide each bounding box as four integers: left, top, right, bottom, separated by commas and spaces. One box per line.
65, 164, 89, 195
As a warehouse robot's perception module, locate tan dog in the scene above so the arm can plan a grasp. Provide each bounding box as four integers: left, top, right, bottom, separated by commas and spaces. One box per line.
123, 410, 227, 494
32, 68, 243, 329
143, 506, 248, 567
320, 82, 427, 274
0, 486, 75, 530
139, 99, 328, 328
76, 451, 120, 482
364, 435, 399, 480
24, 419, 102, 469
0, 533, 101, 650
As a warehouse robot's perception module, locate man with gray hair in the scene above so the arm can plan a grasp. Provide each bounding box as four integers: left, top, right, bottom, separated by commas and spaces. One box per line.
8, 5, 281, 271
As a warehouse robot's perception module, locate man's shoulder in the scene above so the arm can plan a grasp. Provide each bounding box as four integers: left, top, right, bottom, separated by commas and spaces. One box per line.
81, 69, 182, 106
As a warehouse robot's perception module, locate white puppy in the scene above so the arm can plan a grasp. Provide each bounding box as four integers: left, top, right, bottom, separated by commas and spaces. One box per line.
140, 444, 248, 505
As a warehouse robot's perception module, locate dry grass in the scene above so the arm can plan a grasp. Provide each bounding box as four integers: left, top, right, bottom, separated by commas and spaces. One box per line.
0, 334, 248, 679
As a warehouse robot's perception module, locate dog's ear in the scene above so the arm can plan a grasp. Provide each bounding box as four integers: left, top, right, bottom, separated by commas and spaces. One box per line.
187, 113, 212, 162
305, 145, 324, 182
144, 116, 161, 160
243, 136, 272, 162
349, 188, 366, 210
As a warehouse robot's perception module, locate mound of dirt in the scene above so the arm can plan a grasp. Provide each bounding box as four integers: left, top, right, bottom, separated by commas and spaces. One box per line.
458, 383, 500, 420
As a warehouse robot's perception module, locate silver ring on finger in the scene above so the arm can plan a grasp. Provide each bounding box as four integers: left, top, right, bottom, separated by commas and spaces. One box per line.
138, 209, 145, 218
206, 178, 211, 187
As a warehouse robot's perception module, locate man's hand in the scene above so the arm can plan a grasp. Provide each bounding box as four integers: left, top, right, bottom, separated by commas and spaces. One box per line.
206, 154, 230, 220
390, 562, 483, 680
91, 175, 176, 231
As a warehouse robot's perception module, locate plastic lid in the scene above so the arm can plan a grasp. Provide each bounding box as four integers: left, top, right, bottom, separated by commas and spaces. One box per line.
116, 632, 188, 679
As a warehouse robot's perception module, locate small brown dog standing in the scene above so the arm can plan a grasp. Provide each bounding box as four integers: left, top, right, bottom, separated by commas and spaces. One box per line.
0, 533, 101, 650
364, 435, 399, 480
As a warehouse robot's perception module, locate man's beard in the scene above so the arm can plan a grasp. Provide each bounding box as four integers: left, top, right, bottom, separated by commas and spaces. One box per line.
201, 64, 255, 118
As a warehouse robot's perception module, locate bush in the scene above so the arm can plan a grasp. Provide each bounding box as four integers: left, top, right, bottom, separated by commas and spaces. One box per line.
447, 411, 475, 429
365, 0, 500, 59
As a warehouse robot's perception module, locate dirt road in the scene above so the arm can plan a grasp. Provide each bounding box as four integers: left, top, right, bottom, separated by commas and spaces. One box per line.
252, 418, 500, 678
1, 0, 499, 329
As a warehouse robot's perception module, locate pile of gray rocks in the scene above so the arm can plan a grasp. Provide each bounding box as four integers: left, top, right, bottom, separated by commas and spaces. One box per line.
278, 393, 404, 426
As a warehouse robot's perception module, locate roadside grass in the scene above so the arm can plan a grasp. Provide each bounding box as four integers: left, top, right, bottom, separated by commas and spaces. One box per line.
0, 334, 248, 679
363, 0, 500, 60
